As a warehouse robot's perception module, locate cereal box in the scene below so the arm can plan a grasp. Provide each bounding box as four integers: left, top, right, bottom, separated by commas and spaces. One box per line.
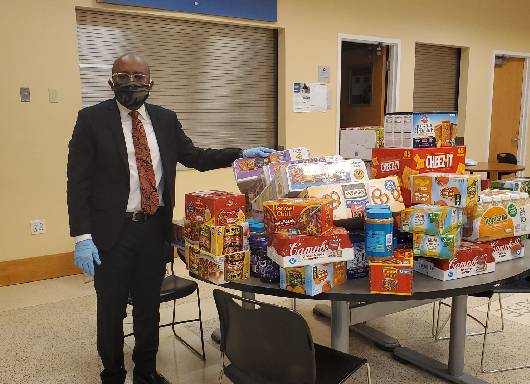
401, 205, 464, 235
263, 198, 334, 236
371, 146, 466, 205
198, 222, 249, 256
367, 176, 405, 212
485, 236, 526, 263
340, 127, 384, 160
347, 234, 369, 279
279, 263, 335, 296
186, 243, 250, 284
275, 159, 369, 197
413, 231, 461, 259
369, 249, 413, 295
267, 227, 354, 267
301, 183, 369, 220
411, 173, 480, 208
185, 190, 246, 226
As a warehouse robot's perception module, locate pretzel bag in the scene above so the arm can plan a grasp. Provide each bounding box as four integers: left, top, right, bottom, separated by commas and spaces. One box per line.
302, 183, 369, 220
367, 176, 405, 213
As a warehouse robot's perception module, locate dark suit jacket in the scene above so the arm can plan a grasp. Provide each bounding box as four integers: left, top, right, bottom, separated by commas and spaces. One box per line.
67, 99, 241, 250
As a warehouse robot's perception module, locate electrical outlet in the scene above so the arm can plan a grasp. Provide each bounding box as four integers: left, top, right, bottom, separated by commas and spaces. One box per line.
30, 219, 46, 235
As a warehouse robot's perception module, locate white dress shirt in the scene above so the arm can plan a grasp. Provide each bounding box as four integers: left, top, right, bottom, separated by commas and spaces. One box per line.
74, 100, 164, 243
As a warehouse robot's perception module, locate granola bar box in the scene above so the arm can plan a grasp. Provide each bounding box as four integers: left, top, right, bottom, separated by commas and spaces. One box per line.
371, 146, 466, 205
369, 249, 413, 295
263, 198, 334, 236
185, 190, 246, 226
267, 227, 354, 267
279, 263, 336, 296
198, 222, 249, 256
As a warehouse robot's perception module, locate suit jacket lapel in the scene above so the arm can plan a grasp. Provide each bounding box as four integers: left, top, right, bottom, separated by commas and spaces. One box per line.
107, 99, 129, 173
145, 103, 169, 175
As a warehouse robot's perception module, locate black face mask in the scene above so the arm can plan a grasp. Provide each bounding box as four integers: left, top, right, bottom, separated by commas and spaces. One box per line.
111, 82, 150, 110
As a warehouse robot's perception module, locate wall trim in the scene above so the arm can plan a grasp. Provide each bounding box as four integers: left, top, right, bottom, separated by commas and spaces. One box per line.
0, 252, 81, 287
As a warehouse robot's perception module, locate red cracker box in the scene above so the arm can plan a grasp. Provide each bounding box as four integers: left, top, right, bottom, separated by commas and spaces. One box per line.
486, 236, 526, 263
185, 190, 246, 226
371, 146, 466, 205
369, 249, 414, 295
263, 198, 334, 236
267, 227, 354, 267
415, 242, 494, 281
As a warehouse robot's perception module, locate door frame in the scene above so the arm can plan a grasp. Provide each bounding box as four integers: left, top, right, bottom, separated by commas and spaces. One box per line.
485, 50, 530, 171
336, 34, 401, 154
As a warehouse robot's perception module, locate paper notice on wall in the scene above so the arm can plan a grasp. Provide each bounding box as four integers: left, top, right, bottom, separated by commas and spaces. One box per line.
293, 82, 328, 112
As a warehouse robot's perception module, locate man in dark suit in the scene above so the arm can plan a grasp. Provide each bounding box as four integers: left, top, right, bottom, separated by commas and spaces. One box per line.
67, 53, 273, 384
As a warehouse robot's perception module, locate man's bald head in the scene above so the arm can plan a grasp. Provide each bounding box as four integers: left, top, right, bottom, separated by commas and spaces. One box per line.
112, 53, 150, 77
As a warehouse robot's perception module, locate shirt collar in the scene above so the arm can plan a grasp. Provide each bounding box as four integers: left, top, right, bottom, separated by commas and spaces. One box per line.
116, 99, 148, 121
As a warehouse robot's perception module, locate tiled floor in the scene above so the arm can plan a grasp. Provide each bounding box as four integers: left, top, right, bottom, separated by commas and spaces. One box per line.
1, 261, 529, 384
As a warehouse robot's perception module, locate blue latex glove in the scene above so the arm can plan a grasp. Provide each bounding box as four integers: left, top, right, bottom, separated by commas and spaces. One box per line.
242, 147, 276, 158
74, 239, 101, 277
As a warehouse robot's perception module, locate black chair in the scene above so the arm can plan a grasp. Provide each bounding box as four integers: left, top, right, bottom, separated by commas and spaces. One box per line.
213, 289, 371, 384
125, 245, 206, 360
497, 152, 518, 179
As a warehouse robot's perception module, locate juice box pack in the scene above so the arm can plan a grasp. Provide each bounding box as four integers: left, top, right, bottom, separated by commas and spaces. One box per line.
266, 227, 354, 267
414, 242, 494, 281
411, 173, 480, 208
279, 262, 346, 296
301, 183, 369, 220
401, 205, 464, 235
185, 190, 246, 226
263, 198, 334, 236
275, 159, 369, 197
367, 176, 405, 212
371, 146, 466, 205
486, 236, 526, 263
369, 249, 413, 295
413, 231, 462, 259
491, 178, 530, 193
198, 222, 249, 256
347, 234, 369, 279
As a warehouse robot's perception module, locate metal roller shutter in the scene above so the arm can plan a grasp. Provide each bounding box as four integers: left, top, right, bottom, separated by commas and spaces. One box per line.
413, 43, 460, 111
75, 8, 278, 149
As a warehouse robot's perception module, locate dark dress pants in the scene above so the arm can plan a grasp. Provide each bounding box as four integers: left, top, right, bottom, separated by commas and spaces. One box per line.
94, 210, 166, 384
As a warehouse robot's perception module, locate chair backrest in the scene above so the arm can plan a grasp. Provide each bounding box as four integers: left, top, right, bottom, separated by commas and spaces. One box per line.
213, 289, 316, 384
497, 152, 517, 165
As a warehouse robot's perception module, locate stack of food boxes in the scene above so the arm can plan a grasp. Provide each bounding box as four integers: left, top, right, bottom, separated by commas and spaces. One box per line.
339, 126, 384, 160
183, 191, 251, 284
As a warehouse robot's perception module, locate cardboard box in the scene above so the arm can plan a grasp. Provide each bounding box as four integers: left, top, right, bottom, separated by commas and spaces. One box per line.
414, 242, 494, 281
279, 263, 336, 296
262, 156, 343, 184
347, 234, 369, 279
384, 112, 458, 148
369, 249, 413, 295
367, 176, 405, 212
340, 127, 384, 160
275, 159, 369, 198
198, 222, 249, 256
263, 198, 334, 236
486, 236, 526, 263
301, 183, 369, 220
185, 190, 246, 226
371, 146, 466, 205
401, 205, 464, 235
413, 231, 461, 259
411, 173, 480, 208
490, 178, 530, 193
267, 227, 354, 267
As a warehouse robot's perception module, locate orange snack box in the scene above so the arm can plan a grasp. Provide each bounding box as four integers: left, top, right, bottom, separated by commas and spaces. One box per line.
369, 249, 414, 295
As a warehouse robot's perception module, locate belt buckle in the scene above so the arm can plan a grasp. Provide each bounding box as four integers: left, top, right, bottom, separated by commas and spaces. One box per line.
131, 211, 146, 222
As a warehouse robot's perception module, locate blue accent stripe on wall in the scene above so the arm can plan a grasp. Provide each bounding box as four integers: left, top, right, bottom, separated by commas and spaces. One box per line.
97, 0, 277, 22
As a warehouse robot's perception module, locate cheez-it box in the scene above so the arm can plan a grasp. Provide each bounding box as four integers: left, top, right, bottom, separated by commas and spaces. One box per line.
371, 146, 466, 205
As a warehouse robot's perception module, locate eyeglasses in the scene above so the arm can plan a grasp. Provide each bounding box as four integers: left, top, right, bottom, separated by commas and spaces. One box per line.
111, 72, 149, 85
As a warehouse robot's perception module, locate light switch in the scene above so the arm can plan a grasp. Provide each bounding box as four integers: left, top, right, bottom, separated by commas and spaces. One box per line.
20, 87, 30, 102
318, 65, 330, 83
48, 89, 59, 103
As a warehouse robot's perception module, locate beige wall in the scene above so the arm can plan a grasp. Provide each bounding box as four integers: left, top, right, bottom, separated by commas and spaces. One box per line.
1, 0, 529, 262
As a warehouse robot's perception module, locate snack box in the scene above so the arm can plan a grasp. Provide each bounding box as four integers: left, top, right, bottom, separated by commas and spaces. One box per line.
275, 159, 369, 198
185, 243, 250, 284
185, 190, 246, 226
367, 176, 405, 212
267, 227, 354, 267
233, 147, 311, 193
401, 205, 464, 235
262, 156, 343, 184
411, 173, 480, 208
333, 261, 347, 286
414, 242, 494, 281
384, 112, 458, 148
250, 181, 278, 221
371, 146, 466, 205
198, 222, 249, 256
340, 127, 384, 160
491, 178, 530, 193
172, 218, 185, 245
369, 249, 413, 295
485, 236, 526, 263
184, 219, 201, 244
263, 198, 334, 236
347, 234, 369, 279
280, 262, 342, 296
301, 183, 369, 220
413, 231, 462, 259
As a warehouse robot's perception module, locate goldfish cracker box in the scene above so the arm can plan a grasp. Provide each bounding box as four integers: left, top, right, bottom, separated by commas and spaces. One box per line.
198, 222, 249, 256
401, 205, 464, 235
185, 191, 246, 226
411, 173, 480, 208
301, 183, 369, 220
367, 176, 405, 213
369, 249, 413, 295
371, 146, 466, 205
279, 263, 334, 296
413, 231, 461, 259
263, 198, 334, 236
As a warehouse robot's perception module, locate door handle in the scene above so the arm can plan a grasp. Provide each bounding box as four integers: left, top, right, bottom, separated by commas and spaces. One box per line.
512, 138, 520, 142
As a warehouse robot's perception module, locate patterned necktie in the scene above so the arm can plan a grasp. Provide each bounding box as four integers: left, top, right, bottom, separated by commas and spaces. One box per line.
129, 110, 159, 215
